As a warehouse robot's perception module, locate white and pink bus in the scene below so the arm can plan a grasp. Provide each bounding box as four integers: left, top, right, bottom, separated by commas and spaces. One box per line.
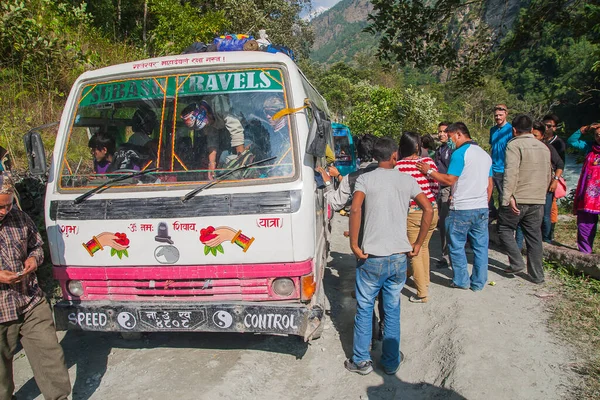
25, 50, 333, 340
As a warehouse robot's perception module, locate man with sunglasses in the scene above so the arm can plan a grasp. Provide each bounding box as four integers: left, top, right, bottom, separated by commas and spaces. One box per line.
489, 104, 513, 220
0, 173, 71, 399
542, 114, 566, 163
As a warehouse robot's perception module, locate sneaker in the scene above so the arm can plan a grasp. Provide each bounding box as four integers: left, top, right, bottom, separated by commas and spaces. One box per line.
449, 282, 469, 290
384, 351, 405, 375
409, 295, 428, 303
344, 359, 373, 375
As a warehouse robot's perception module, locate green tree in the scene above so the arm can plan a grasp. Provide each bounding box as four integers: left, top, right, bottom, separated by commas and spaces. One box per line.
400, 87, 441, 134
364, 0, 492, 86
149, 0, 228, 55
498, 0, 600, 106
347, 86, 403, 137
64, 0, 313, 58
0, 0, 91, 91
217, 0, 313, 59
346, 85, 440, 138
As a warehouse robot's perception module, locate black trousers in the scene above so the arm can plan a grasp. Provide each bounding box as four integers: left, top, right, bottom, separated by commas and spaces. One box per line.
498, 204, 545, 283
488, 172, 504, 218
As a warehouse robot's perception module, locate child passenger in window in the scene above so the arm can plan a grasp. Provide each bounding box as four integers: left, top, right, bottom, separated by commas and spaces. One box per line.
88, 133, 115, 174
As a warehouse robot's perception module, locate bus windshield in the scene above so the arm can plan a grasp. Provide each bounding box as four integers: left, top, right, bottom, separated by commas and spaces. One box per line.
60, 68, 295, 191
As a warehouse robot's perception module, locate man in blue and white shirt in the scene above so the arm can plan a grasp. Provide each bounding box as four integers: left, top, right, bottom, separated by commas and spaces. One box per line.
417, 122, 493, 291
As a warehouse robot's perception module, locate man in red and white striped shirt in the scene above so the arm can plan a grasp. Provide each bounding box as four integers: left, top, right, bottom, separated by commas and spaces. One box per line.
396, 158, 439, 205
396, 132, 439, 303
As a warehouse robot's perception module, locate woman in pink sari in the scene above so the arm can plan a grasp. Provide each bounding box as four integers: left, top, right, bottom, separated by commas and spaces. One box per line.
568, 123, 600, 253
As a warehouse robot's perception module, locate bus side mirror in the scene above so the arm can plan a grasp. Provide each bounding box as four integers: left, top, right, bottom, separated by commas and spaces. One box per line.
306, 106, 331, 158
23, 131, 47, 177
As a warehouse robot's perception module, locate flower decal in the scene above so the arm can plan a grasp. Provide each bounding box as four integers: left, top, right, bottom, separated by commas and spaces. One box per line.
111, 232, 130, 258
200, 226, 224, 256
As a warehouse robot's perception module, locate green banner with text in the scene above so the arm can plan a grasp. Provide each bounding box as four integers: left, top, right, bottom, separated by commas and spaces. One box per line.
79, 69, 283, 107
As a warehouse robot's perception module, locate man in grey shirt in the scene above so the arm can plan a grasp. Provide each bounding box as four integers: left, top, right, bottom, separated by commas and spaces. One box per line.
345, 137, 433, 376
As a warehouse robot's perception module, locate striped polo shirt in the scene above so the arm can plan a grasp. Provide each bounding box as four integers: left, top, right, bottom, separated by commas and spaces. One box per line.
396, 157, 439, 206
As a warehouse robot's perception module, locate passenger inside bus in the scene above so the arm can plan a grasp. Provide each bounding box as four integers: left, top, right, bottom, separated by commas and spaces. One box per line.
88, 133, 115, 174
180, 99, 247, 180
240, 94, 292, 176
110, 106, 158, 172
262, 95, 291, 163
128, 106, 157, 149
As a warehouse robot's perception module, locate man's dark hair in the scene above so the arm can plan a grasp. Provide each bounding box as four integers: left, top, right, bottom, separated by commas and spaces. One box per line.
532, 121, 546, 135
356, 134, 376, 161
372, 137, 398, 162
512, 114, 533, 134
421, 133, 436, 150
438, 121, 451, 128
542, 113, 559, 125
446, 122, 471, 138
398, 131, 421, 158
88, 133, 116, 155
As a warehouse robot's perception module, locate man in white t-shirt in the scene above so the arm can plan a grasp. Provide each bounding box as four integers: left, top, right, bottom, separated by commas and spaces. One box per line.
417, 122, 493, 291
345, 137, 433, 376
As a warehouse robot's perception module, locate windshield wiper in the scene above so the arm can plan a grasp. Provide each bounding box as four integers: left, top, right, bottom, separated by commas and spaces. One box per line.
74, 168, 159, 205
182, 157, 277, 202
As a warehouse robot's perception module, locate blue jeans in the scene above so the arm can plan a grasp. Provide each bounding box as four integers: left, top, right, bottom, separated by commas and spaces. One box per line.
541, 192, 554, 243
353, 254, 407, 371
516, 224, 524, 250
446, 208, 489, 290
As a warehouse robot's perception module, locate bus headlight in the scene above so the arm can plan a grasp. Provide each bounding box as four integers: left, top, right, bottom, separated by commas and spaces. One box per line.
272, 278, 295, 296
67, 280, 84, 297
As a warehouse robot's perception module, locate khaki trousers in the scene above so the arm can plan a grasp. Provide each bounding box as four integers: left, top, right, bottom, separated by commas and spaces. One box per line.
0, 298, 71, 400
407, 208, 439, 299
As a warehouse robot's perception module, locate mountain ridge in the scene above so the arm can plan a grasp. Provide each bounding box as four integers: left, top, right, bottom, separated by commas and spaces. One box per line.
309, 0, 525, 66
309, 0, 376, 64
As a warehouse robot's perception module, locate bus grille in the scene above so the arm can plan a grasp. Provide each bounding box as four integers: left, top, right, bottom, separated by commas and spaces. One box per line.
77, 277, 299, 301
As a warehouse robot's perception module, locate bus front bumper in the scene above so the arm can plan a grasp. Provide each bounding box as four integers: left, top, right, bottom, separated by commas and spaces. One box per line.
53, 300, 323, 339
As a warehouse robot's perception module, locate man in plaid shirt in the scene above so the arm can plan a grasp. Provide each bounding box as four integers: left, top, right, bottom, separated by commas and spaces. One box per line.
0, 173, 70, 400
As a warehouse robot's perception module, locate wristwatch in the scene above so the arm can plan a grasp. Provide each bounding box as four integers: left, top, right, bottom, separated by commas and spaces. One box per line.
325, 180, 331, 186
426, 169, 433, 176
553, 176, 560, 180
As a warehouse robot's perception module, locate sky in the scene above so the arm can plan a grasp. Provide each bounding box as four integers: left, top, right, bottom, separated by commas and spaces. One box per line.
312, 0, 341, 9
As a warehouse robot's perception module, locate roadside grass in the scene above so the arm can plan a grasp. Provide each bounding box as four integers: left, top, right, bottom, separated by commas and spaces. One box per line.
544, 261, 600, 399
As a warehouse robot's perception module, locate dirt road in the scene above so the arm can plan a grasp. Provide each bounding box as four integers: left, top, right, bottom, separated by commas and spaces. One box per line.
13, 215, 580, 399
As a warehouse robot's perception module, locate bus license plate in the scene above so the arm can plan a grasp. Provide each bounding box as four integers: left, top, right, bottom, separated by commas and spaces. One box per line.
139, 310, 206, 330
